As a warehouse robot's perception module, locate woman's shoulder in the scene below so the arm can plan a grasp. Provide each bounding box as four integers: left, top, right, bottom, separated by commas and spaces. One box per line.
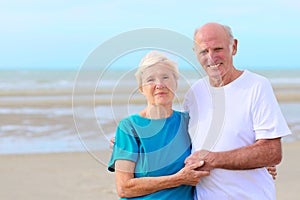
173, 110, 190, 120
117, 114, 137, 126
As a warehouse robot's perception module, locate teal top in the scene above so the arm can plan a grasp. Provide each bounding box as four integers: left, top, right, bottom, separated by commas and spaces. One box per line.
108, 110, 193, 200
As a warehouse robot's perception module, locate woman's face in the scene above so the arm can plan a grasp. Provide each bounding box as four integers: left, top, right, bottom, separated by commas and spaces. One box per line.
140, 63, 177, 107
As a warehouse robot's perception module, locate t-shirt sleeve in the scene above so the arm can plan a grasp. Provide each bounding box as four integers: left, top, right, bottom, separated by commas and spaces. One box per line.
108, 118, 139, 172
183, 87, 197, 113
183, 90, 191, 113
252, 78, 292, 140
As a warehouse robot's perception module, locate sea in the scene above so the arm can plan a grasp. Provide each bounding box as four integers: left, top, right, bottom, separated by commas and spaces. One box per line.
0, 68, 299, 154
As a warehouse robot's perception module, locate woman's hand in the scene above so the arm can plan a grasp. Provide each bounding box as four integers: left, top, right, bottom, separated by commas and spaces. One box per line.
175, 161, 210, 186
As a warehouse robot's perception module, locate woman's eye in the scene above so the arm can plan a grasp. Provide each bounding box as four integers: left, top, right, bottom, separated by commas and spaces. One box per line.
163, 76, 169, 79
147, 79, 154, 82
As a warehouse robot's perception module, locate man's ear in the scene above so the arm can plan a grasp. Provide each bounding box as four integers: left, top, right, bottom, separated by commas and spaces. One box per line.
232, 39, 238, 55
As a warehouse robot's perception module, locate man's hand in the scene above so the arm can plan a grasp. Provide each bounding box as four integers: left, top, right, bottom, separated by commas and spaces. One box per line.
184, 150, 215, 171
185, 149, 278, 180
266, 166, 277, 180
110, 137, 115, 152
186, 138, 282, 171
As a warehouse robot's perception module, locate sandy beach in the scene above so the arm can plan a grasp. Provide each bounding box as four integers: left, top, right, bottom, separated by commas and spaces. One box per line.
275, 141, 300, 200
0, 150, 117, 200
0, 141, 298, 200
0, 69, 299, 199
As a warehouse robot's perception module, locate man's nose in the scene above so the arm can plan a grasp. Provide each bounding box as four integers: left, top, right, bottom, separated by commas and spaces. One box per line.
208, 51, 215, 61
206, 51, 216, 65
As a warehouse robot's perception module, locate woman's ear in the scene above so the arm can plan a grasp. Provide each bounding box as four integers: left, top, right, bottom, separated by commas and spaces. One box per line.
139, 86, 143, 94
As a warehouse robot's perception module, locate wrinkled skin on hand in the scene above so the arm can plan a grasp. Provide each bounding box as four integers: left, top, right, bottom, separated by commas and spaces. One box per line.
177, 161, 210, 186
185, 150, 278, 179
185, 150, 214, 171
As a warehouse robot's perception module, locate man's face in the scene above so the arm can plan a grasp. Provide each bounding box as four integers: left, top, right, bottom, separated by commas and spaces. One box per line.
194, 27, 236, 81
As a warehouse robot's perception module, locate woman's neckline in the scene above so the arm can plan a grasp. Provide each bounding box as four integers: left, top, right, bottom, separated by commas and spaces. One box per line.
136, 109, 175, 120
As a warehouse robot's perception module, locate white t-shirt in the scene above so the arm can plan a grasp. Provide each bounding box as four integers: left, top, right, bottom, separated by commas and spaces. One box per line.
184, 70, 291, 200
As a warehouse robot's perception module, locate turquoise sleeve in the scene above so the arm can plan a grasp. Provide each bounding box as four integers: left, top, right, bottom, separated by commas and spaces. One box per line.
108, 119, 139, 172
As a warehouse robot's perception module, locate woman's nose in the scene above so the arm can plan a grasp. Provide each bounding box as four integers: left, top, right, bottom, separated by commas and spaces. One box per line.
155, 80, 165, 89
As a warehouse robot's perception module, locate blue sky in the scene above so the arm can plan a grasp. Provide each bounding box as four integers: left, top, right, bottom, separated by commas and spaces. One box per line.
1, 0, 299, 70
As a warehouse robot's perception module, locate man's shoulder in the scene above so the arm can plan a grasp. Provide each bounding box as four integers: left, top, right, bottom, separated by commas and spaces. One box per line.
185, 77, 210, 100
189, 76, 209, 90
245, 70, 270, 82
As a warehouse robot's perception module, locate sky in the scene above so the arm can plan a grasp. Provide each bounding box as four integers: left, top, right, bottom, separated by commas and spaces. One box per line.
0, 0, 299, 70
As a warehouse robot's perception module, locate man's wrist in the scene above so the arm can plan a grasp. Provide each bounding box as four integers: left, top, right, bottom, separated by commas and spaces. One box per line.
209, 151, 221, 169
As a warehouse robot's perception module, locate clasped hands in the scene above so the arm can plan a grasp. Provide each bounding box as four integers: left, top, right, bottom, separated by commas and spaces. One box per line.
184, 149, 277, 180
177, 150, 211, 186
184, 149, 213, 171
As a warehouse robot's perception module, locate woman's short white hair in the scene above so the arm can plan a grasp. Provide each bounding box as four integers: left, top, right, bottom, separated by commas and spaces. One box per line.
135, 50, 179, 89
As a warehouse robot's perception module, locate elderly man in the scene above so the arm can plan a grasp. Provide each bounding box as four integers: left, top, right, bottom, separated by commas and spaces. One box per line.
184, 22, 291, 199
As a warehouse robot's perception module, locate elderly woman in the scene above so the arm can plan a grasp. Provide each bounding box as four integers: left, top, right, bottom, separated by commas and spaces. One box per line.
108, 51, 209, 199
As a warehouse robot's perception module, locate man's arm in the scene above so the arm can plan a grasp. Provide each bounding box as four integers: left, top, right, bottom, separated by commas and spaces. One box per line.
185, 138, 282, 171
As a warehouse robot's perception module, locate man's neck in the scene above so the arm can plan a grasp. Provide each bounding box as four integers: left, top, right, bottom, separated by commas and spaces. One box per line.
210, 68, 243, 87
